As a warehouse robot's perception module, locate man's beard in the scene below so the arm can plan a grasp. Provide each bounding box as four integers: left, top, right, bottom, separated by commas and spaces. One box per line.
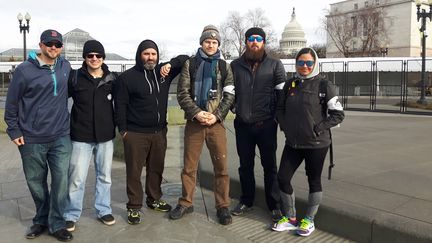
143, 62, 156, 71
245, 45, 265, 62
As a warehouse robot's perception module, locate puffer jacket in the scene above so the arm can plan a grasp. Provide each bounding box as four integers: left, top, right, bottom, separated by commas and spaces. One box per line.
177, 56, 235, 121
230, 53, 286, 123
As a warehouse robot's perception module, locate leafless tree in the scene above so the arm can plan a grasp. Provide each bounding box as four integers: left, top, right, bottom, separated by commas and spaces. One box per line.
324, 4, 391, 57
309, 43, 327, 58
219, 8, 277, 58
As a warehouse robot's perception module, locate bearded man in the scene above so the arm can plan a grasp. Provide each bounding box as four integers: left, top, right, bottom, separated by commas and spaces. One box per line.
229, 27, 286, 223
113, 40, 188, 225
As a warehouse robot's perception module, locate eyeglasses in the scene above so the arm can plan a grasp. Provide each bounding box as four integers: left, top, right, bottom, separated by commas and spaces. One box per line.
86, 54, 104, 59
247, 36, 264, 42
44, 42, 63, 48
296, 60, 315, 67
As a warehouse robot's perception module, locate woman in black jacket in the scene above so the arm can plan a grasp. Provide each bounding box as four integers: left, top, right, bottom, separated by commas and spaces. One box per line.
272, 47, 344, 237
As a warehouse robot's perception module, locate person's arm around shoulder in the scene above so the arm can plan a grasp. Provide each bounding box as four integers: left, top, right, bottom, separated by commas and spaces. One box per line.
213, 61, 235, 122
160, 55, 189, 78
4, 67, 26, 145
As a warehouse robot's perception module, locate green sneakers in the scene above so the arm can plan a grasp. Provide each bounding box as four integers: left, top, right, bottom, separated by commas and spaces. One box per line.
296, 218, 315, 236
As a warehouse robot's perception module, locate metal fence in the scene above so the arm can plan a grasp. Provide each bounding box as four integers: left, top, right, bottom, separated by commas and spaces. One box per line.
1, 57, 432, 115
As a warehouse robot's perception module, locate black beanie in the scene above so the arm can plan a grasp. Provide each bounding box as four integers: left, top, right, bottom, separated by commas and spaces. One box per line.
83, 40, 105, 59
140, 40, 158, 52
245, 27, 266, 43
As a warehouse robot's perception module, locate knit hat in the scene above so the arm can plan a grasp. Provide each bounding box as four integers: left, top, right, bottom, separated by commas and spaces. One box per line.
82, 40, 105, 59
245, 27, 266, 43
199, 25, 221, 45
40, 29, 63, 44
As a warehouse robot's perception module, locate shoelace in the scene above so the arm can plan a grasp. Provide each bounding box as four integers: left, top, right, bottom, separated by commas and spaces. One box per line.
277, 216, 289, 224
299, 219, 312, 229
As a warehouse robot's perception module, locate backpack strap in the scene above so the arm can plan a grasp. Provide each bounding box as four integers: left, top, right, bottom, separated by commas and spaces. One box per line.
318, 79, 335, 180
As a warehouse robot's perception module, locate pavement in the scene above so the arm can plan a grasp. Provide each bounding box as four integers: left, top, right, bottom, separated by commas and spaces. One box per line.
0, 110, 430, 242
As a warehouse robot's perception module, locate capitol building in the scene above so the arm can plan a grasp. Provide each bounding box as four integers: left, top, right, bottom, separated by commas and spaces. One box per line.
279, 8, 307, 56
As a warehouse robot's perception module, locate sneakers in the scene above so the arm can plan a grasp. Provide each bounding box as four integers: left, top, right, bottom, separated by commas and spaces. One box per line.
99, 214, 116, 226
65, 221, 75, 232
169, 204, 194, 220
271, 209, 283, 222
296, 218, 315, 236
216, 207, 232, 225
146, 199, 172, 212
272, 216, 298, 232
231, 203, 252, 216
127, 208, 141, 225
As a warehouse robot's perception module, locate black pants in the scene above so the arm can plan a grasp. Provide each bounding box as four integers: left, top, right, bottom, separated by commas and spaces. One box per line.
278, 145, 328, 194
234, 118, 280, 210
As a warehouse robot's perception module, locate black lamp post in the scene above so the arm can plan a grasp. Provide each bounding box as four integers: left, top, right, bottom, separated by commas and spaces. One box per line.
17, 12, 31, 61
415, 0, 431, 104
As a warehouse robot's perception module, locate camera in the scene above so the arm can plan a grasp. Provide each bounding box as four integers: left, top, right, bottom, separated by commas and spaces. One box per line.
208, 89, 217, 100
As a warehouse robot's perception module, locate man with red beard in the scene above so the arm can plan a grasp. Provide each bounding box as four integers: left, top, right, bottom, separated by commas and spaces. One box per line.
230, 27, 286, 222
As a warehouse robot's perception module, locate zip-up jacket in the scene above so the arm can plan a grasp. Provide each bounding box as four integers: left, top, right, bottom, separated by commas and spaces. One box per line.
4, 51, 71, 143
114, 40, 188, 134
177, 56, 235, 121
276, 75, 345, 149
69, 62, 117, 143
230, 53, 286, 123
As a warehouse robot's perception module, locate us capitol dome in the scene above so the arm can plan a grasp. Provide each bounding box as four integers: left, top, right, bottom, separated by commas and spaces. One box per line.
279, 8, 307, 56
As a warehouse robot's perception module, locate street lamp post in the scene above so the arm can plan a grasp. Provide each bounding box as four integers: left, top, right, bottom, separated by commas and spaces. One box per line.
415, 0, 432, 104
17, 12, 31, 61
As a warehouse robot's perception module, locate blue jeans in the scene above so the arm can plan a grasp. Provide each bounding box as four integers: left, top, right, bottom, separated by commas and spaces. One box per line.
19, 135, 72, 233
63, 140, 113, 221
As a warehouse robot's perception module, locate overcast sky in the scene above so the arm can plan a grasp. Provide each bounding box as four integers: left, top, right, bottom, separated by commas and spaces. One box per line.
1, 0, 342, 59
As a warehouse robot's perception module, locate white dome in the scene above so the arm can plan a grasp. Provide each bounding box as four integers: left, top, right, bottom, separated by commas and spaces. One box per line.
280, 8, 307, 55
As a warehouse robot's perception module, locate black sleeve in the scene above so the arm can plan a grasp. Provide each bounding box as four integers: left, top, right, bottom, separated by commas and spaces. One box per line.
113, 75, 129, 133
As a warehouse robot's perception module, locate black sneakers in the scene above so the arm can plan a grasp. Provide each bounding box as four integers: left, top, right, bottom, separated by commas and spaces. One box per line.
146, 199, 172, 212
169, 204, 194, 220
217, 207, 232, 225
127, 208, 141, 225
231, 202, 252, 216
65, 221, 75, 232
99, 214, 116, 226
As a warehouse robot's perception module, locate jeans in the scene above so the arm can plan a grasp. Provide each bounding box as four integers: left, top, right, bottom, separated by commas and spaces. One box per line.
19, 135, 72, 233
63, 140, 113, 221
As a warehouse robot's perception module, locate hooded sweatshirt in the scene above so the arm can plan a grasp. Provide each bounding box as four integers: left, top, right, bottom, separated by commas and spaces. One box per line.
114, 40, 188, 133
276, 48, 344, 149
4, 51, 71, 143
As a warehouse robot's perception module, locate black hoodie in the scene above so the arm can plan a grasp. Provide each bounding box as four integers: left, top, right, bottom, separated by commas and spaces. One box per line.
114, 40, 188, 133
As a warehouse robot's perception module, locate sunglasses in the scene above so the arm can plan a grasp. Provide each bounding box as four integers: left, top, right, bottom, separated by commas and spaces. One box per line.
247, 36, 264, 42
296, 60, 315, 67
44, 42, 63, 48
86, 54, 104, 59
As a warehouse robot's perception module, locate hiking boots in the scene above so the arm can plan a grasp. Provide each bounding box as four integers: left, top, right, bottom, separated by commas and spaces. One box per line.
146, 199, 172, 212
127, 208, 141, 225
169, 204, 194, 220
272, 216, 298, 232
216, 207, 232, 225
231, 202, 252, 216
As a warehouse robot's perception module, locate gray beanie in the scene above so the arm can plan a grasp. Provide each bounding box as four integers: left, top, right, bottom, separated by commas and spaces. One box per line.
199, 25, 221, 45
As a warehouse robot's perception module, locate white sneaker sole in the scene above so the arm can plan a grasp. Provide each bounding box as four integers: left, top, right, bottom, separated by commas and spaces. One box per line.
297, 226, 315, 236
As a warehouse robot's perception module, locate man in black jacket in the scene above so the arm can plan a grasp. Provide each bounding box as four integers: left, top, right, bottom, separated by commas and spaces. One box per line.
114, 40, 188, 225
64, 40, 117, 232
230, 27, 286, 222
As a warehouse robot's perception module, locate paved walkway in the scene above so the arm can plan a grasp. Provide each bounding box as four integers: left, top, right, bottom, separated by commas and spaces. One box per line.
0, 123, 348, 242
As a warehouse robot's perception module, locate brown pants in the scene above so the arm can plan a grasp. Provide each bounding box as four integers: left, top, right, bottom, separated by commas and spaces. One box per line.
123, 129, 167, 209
179, 120, 230, 208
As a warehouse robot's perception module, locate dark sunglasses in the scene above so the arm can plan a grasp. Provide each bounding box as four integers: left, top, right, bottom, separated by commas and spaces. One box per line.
296, 60, 315, 67
44, 42, 63, 48
86, 54, 104, 59
247, 36, 264, 42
